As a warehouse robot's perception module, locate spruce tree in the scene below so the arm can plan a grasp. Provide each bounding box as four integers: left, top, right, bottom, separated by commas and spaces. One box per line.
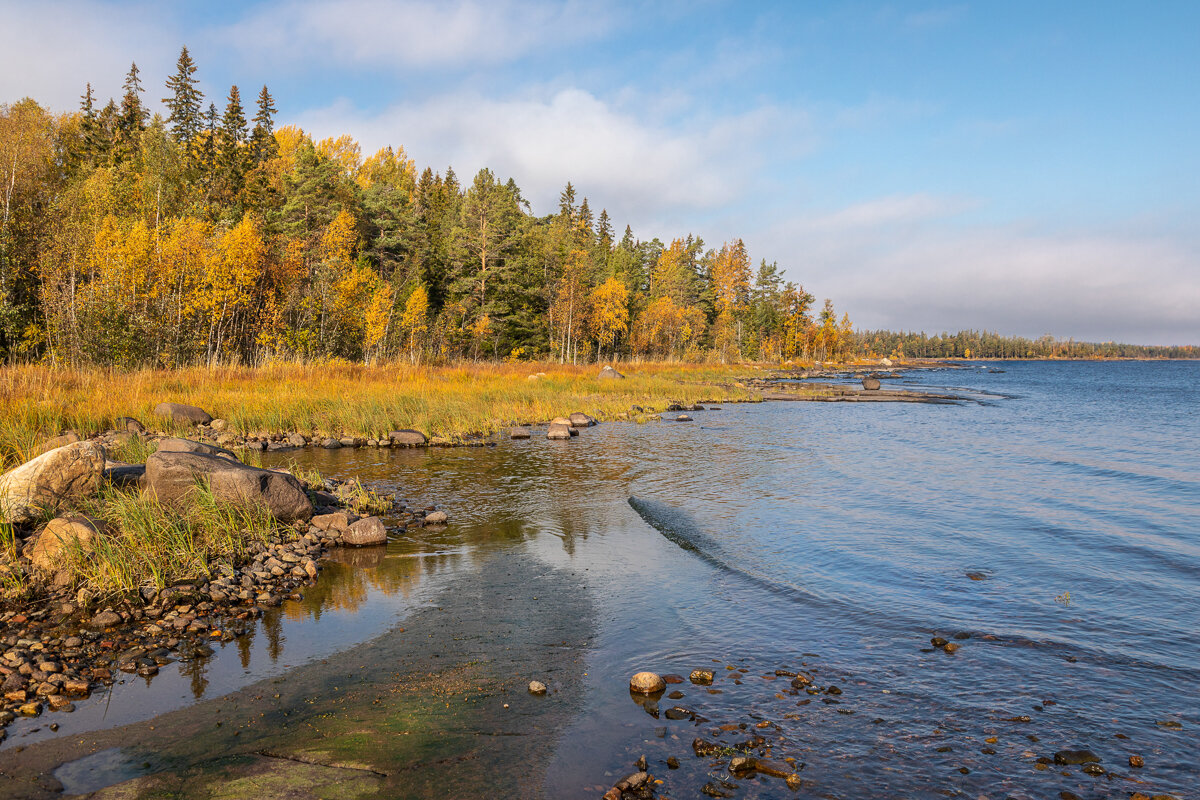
115, 62, 147, 159
249, 85, 278, 164
163, 46, 203, 146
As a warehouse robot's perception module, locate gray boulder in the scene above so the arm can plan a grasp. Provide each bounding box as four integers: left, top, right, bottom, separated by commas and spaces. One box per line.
388, 429, 428, 446
547, 423, 572, 440
862, 377, 881, 391
154, 402, 213, 426
156, 437, 240, 462
344, 516, 387, 546
144, 451, 312, 522
0, 441, 106, 524
510, 427, 531, 439
598, 365, 625, 379
568, 412, 595, 427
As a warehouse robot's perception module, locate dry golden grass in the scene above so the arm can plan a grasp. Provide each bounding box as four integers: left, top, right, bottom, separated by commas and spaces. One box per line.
0, 360, 761, 468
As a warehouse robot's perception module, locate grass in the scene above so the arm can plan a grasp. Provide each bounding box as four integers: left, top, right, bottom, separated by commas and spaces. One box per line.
0, 360, 763, 469
69, 482, 279, 597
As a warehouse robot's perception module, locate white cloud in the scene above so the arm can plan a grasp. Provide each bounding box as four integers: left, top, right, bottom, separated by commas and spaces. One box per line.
0, 1, 177, 110
295, 88, 795, 223
754, 199, 1200, 345
225, 0, 610, 70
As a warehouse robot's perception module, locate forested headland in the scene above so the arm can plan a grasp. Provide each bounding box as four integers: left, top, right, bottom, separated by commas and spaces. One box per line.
0, 49, 1192, 369
0, 49, 859, 369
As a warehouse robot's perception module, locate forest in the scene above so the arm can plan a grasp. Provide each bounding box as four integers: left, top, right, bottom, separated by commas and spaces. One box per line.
0, 50, 1191, 369
859, 330, 1198, 360
0, 49, 859, 369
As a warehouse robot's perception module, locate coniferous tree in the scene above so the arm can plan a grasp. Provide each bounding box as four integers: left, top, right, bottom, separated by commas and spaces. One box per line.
163, 46, 203, 147
248, 85, 278, 164
115, 62, 147, 159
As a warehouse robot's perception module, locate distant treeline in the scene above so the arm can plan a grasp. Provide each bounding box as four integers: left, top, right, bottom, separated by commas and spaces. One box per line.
856, 330, 1198, 360
0, 49, 855, 368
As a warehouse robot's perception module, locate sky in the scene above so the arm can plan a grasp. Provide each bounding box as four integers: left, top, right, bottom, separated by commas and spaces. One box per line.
2, 0, 1197, 344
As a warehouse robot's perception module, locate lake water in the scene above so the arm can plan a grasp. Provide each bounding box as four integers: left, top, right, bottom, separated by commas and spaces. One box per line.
4, 361, 1197, 799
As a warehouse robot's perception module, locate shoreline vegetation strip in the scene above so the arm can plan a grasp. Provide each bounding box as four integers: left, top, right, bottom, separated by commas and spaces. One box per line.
0, 361, 770, 468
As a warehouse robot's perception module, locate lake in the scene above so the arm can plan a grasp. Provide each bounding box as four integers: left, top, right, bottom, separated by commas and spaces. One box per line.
4, 361, 1196, 798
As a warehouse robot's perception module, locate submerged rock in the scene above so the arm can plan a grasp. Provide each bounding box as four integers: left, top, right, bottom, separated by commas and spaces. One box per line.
1053, 749, 1101, 765
510, 427, 531, 439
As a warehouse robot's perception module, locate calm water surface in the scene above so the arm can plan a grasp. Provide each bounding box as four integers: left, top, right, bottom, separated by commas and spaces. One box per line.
7, 361, 1199, 798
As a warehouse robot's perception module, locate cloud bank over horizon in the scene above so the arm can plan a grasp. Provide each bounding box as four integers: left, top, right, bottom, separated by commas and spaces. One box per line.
2, 0, 1197, 345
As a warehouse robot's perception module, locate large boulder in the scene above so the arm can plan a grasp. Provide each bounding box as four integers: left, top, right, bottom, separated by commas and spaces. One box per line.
598, 365, 625, 380
568, 412, 595, 428
156, 437, 239, 462
388, 429, 427, 447
153, 402, 213, 426
0, 441, 106, 524
547, 423, 572, 440
344, 516, 387, 546
29, 515, 103, 574
862, 376, 881, 391
144, 451, 312, 522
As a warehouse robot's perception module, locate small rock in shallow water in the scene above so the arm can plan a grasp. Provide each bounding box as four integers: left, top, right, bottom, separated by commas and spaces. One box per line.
424, 510, 447, 524
931, 637, 949, 647
689, 669, 714, 685
528, 681, 547, 695
1129, 754, 1144, 768
630, 671, 666, 694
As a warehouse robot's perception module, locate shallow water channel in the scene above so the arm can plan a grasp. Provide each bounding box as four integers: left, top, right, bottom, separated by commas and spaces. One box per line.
1, 361, 1196, 798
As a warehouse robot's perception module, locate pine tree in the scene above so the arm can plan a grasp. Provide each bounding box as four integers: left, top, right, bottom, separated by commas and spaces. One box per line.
163, 46, 203, 146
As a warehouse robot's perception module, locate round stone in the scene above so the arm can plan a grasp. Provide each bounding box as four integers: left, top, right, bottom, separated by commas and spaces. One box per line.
629, 671, 666, 694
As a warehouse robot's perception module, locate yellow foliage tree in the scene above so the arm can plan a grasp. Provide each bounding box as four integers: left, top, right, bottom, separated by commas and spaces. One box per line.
588, 276, 629, 360
194, 214, 264, 364
399, 283, 429, 364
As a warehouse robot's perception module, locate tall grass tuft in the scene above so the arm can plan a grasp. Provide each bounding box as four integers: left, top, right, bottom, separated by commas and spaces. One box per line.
75, 483, 278, 596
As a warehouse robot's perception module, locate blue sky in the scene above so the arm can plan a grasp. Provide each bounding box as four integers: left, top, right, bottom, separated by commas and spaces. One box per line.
3, 0, 1197, 344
